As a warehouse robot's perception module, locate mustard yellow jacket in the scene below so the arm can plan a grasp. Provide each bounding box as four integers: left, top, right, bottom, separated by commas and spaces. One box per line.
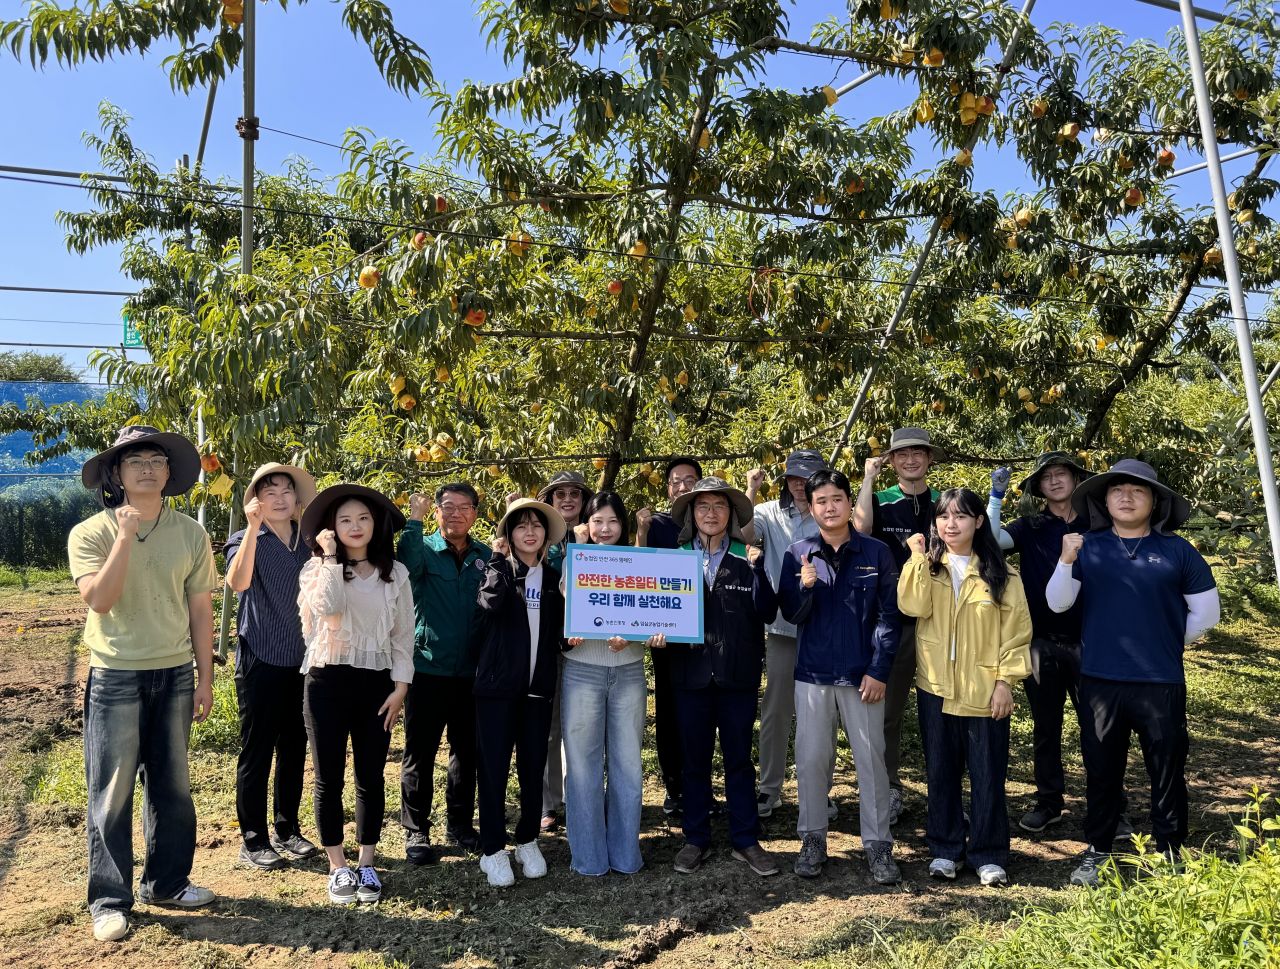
897, 550, 1032, 717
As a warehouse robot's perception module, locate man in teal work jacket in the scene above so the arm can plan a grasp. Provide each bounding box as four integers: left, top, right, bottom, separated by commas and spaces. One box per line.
398, 483, 492, 864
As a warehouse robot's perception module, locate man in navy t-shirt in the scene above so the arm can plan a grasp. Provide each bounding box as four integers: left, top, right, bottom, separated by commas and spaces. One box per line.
1045, 459, 1219, 887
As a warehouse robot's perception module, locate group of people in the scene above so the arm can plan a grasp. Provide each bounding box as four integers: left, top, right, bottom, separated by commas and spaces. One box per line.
67, 421, 1221, 943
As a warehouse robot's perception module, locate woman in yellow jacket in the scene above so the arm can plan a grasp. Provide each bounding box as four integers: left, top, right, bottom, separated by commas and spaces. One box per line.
898, 487, 1032, 887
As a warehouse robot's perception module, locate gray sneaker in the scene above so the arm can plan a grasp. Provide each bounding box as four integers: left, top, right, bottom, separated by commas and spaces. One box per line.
328, 866, 358, 905
1115, 814, 1136, 840
888, 788, 904, 826
793, 831, 827, 878
1070, 848, 1109, 888
864, 840, 901, 884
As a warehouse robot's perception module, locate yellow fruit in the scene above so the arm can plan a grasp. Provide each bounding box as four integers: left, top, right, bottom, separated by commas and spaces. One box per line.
683, 303, 698, 322
593, 457, 607, 470
1030, 98, 1048, 118
436, 432, 455, 449
916, 99, 935, 122
358, 265, 380, 289
390, 374, 407, 396
399, 394, 417, 411
1205, 247, 1223, 266
676, 370, 689, 387
817, 317, 832, 333
486, 464, 502, 478
697, 128, 711, 150
925, 48, 945, 67
954, 149, 973, 167
879, 0, 899, 19
1017, 386, 1032, 402
867, 436, 880, 449
1236, 209, 1256, 224
429, 443, 449, 462
898, 48, 915, 65
976, 96, 995, 116
435, 366, 450, 382
998, 385, 1008, 397
628, 240, 649, 260
648, 471, 664, 487
1058, 122, 1080, 141
505, 231, 533, 256
1228, 191, 1240, 210
959, 92, 976, 110
1023, 401, 1039, 414
1015, 206, 1033, 229
529, 402, 543, 414
609, 0, 629, 11
822, 85, 838, 107
1234, 86, 1250, 101
1004, 233, 1019, 250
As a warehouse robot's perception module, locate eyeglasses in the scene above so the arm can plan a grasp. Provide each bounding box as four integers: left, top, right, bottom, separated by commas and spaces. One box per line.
693, 502, 727, 515
551, 488, 583, 501
438, 503, 475, 516
122, 456, 169, 472
669, 475, 699, 488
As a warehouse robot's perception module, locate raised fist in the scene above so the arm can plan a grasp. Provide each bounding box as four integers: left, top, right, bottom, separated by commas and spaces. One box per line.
746, 467, 766, 493
990, 466, 1012, 496
408, 493, 431, 522
316, 528, 338, 556
864, 455, 886, 480
243, 496, 264, 528
1060, 532, 1084, 565
906, 533, 927, 556
115, 505, 142, 539
747, 544, 763, 566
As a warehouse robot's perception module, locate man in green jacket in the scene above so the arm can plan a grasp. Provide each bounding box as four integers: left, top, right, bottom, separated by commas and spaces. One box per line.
398, 483, 492, 863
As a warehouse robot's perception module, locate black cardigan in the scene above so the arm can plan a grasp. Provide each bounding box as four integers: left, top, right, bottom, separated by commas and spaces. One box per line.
472, 556, 565, 699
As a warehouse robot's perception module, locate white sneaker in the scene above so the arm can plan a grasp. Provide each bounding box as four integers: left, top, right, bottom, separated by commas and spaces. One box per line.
514, 840, 547, 879
928, 857, 959, 880
92, 911, 129, 942
977, 863, 1008, 886
480, 849, 515, 887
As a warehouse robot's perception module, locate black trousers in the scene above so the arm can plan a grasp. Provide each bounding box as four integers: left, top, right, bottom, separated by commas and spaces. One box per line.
234, 644, 308, 849
650, 647, 683, 798
400, 671, 478, 836
674, 684, 760, 850
1080, 675, 1188, 853
303, 665, 394, 848
475, 694, 553, 856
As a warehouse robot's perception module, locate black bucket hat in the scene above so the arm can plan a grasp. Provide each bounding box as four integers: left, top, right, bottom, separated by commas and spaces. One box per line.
778, 449, 828, 481
81, 424, 201, 497
1071, 459, 1192, 533
1019, 451, 1095, 499
300, 484, 407, 549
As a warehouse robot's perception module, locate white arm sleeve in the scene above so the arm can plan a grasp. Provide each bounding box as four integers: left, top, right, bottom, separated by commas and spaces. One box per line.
1184, 588, 1221, 644
986, 494, 1015, 550
1045, 560, 1081, 612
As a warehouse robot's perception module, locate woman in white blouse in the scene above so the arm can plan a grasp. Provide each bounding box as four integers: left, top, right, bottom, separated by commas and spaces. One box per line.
297, 484, 414, 906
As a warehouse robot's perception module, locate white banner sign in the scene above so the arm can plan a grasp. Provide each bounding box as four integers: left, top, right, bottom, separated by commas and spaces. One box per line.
562, 543, 704, 643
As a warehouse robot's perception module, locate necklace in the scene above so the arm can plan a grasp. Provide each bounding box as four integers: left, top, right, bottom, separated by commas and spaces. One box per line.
135, 507, 164, 543
346, 557, 368, 564
1114, 528, 1150, 560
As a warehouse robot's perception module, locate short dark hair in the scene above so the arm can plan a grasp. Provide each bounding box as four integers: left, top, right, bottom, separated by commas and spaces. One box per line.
253, 471, 296, 497
805, 468, 852, 503
435, 482, 480, 507
665, 457, 703, 481
102, 443, 169, 509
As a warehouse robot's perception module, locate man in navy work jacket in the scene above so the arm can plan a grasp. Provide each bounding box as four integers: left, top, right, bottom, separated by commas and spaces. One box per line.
780, 468, 902, 885
1046, 459, 1220, 887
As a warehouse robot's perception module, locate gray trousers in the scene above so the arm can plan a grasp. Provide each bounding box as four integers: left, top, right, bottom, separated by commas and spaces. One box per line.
882, 622, 918, 790
758, 633, 835, 799
794, 680, 892, 842
542, 653, 567, 813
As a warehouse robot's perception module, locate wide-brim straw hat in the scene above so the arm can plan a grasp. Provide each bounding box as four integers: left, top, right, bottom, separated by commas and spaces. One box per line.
497, 498, 567, 548
671, 476, 755, 530
1071, 458, 1192, 533
81, 425, 201, 497
300, 484, 407, 547
245, 462, 318, 507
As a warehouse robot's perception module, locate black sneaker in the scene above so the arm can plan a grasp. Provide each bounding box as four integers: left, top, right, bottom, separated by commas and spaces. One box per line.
1115, 814, 1136, 840
663, 794, 682, 818
237, 844, 287, 870
355, 865, 382, 903
1019, 805, 1065, 833
328, 867, 358, 905
405, 830, 436, 865
271, 832, 318, 860
446, 825, 482, 854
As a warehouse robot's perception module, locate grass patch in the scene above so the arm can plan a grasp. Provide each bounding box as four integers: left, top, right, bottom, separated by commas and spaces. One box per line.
29, 738, 86, 807
0, 565, 71, 588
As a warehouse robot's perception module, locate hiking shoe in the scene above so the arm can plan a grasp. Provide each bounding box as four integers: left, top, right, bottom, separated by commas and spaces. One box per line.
710, 799, 726, 818
514, 840, 548, 879
1019, 805, 1065, 833
327, 867, 358, 905
405, 830, 436, 865
1070, 848, 1108, 888
480, 850, 515, 887
977, 864, 1008, 887
732, 843, 780, 877
673, 843, 712, 874
928, 857, 959, 880
540, 810, 561, 833
354, 865, 382, 903
1115, 814, 1136, 841
865, 840, 902, 885
238, 844, 287, 871
756, 791, 781, 818
827, 797, 839, 821
148, 882, 216, 908
794, 831, 827, 878
888, 788, 904, 826
663, 793, 682, 819
447, 825, 482, 854
271, 832, 318, 860
92, 910, 129, 942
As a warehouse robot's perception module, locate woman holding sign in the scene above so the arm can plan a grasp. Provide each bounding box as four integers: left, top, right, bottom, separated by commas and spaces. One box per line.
562, 491, 648, 876
472, 498, 568, 887
658, 477, 780, 877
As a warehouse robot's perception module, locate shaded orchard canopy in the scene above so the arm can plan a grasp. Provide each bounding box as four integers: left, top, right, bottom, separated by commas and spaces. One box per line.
3, 1, 1278, 530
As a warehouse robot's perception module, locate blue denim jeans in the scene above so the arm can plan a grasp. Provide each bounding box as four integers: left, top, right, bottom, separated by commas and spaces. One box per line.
84, 664, 197, 916
917, 688, 1011, 869
561, 658, 646, 876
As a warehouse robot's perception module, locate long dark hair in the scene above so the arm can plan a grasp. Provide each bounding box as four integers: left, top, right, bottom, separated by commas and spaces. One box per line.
313, 496, 397, 582
502, 507, 550, 567
582, 491, 629, 544
927, 487, 1009, 604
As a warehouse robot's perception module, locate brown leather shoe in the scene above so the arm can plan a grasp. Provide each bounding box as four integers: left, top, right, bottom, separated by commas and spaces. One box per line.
673, 843, 711, 873
732, 843, 780, 877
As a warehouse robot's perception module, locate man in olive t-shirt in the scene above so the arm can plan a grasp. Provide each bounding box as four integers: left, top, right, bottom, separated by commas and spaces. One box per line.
68, 426, 219, 943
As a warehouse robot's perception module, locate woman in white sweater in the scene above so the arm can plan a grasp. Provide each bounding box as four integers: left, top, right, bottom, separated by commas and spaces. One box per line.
561, 491, 648, 876
297, 484, 414, 906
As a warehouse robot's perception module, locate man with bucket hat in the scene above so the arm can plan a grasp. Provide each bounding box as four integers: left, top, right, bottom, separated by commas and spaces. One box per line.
854, 426, 944, 825
224, 462, 320, 871
1045, 459, 1221, 886
69, 426, 220, 942
746, 449, 837, 820
659, 478, 779, 877
984, 452, 1120, 835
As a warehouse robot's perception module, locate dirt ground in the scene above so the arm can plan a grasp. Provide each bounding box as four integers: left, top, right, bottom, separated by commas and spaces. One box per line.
0, 574, 1276, 969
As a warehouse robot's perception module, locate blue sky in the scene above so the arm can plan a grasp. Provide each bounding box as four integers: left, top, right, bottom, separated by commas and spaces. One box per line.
0, 1, 1244, 378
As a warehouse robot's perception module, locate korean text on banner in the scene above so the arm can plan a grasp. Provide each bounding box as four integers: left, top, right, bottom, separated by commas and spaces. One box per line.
563, 543, 704, 643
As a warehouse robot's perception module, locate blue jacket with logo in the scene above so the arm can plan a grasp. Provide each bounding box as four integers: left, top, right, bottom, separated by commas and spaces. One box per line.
779, 529, 901, 686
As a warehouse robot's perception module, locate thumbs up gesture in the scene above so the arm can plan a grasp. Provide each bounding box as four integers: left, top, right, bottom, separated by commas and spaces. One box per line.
799, 552, 818, 589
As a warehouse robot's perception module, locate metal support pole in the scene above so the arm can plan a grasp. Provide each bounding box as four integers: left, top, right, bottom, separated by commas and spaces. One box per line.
196, 77, 219, 172
1135, 0, 1271, 30
181, 152, 207, 530
830, 0, 1038, 465
1170, 144, 1264, 178
218, 3, 257, 662
1179, 0, 1280, 587
835, 68, 882, 99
